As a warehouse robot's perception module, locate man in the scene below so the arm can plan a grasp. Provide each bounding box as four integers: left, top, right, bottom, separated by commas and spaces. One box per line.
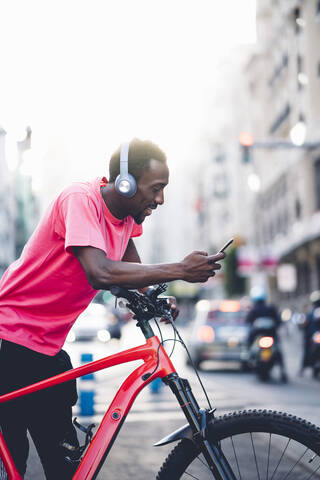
0, 138, 225, 479
246, 286, 287, 382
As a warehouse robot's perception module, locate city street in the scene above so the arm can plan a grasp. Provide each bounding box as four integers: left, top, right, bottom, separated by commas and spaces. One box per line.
24, 320, 320, 479
2, 1, 320, 479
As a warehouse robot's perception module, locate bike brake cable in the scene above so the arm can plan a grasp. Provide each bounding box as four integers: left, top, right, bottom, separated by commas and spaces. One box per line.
153, 315, 176, 357
152, 311, 213, 411
165, 315, 213, 411
153, 316, 164, 345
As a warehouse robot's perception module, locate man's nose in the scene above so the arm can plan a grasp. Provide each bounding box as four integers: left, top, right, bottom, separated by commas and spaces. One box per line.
155, 190, 164, 205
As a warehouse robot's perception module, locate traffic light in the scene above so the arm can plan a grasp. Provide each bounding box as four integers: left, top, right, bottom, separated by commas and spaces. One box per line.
239, 132, 254, 163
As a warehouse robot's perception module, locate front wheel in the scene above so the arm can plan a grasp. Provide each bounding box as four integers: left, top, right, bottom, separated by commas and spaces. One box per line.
157, 409, 320, 479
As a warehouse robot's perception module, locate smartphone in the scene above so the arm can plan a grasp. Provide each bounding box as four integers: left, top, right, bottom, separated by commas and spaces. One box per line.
218, 238, 234, 253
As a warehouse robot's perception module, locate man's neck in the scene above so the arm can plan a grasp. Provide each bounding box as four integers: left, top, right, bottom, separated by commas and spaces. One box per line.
100, 184, 127, 220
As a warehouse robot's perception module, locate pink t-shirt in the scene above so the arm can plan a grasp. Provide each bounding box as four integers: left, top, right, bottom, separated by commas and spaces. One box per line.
0, 177, 142, 355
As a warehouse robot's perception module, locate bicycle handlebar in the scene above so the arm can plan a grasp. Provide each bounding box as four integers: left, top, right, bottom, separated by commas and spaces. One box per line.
109, 285, 135, 300
110, 284, 172, 322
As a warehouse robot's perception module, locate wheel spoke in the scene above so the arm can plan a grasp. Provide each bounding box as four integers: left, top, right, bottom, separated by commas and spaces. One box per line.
250, 432, 261, 480
184, 452, 220, 478
270, 437, 291, 480
182, 433, 318, 480
183, 470, 200, 479
230, 436, 242, 480
157, 411, 320, 480
280, 447, 308, 480
266, 433, 271, 480
305, 461, 320, 480
196, 454, 213, 471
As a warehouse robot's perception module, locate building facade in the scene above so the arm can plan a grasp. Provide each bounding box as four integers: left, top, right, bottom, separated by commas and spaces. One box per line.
247, 0, 320, 309
187, 0, 320, 308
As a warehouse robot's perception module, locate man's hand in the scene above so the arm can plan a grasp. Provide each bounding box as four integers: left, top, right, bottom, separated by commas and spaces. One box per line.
159, 296, 179, 323
181, 251, 225, 283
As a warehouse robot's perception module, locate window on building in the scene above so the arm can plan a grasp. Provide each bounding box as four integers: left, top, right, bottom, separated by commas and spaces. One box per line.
212, 173, 228, 198
297, 261, 311, 295
269, 221, 275, 242
269, 103, 291, 134
316, 1, 320, 19
215, 153, 226, 163
295, 197, 302, 219
276, 214, 282, 235
283, 209, 289, 234
269, 54, 289, 87
255, 230, 261, 247
294, 7, 307, 30
294, 8, 303, 33
263, 225, 269, 245
299, 113, 306, 123
314, 158, 320, 210
297, 55, 306, 90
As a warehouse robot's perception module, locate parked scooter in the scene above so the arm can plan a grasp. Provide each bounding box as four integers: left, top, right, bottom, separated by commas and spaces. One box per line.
249, 317, 284, 381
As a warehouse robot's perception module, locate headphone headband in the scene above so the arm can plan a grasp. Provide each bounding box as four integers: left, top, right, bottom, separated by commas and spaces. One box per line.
120, 142, 130, 176
114, 141, 137, 198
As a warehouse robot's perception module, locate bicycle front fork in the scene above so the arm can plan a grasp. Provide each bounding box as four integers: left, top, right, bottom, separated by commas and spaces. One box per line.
163, 373, 237, 480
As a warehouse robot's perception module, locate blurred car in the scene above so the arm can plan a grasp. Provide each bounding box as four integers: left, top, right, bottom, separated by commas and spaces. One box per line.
66, 303, 122, 343
187, 299, 250, 369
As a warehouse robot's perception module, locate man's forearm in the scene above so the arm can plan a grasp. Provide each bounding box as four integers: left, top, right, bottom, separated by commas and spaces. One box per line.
72, 245, 224, 290
93, 259, 183, 289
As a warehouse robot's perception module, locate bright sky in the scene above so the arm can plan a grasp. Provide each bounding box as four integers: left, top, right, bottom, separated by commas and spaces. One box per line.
0, 0, 256, 198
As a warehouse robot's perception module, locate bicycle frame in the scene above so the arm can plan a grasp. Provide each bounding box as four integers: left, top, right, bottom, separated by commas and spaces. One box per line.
0, 334, 236, 480
0, 335, 175, 479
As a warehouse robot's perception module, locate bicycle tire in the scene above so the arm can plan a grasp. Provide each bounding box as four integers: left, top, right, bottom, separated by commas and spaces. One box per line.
156, 409, 320, 479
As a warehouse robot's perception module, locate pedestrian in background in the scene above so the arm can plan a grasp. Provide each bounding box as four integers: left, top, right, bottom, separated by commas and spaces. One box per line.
300, 290, 320, 375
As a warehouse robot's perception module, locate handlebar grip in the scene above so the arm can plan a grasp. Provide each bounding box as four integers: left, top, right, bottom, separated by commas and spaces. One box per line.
110, 286, 132, 299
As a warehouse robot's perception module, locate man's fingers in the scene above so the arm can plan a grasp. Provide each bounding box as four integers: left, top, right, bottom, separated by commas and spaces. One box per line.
171, 305, 179, 320
208, 252, 225, 263
211, 263, 222, 270
169, 298, 179, 320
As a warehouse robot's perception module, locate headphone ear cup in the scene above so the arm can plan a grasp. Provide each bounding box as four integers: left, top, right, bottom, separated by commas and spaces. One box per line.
115, 142, 137, 197
115, 173, 137, 198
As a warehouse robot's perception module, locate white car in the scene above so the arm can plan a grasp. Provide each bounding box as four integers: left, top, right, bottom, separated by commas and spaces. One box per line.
66, 303, 113, 343
187, 299, 250, 370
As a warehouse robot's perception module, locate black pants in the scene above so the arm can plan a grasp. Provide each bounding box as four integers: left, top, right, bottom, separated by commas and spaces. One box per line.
0, 340, 80, 479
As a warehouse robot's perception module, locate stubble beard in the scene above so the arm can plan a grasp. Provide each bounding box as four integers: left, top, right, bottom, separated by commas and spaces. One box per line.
133, 213, 145, 225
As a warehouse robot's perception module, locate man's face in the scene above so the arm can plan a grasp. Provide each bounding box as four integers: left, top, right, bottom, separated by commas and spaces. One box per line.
129, 159, 169, 224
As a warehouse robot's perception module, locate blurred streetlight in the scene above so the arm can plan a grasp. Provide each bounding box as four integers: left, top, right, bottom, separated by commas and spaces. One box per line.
247, 173, 261, 192
290, 121, 306, 146
298, 72, 308, 86
239, 131, 254, 163
296, 18, 306, 28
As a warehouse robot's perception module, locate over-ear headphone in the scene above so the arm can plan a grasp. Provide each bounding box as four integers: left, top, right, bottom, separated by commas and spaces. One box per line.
114, 142, 137, 198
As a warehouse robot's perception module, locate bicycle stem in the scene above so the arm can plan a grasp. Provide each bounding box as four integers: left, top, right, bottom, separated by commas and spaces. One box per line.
164, 373, 237, 480
135, 317, 155, 339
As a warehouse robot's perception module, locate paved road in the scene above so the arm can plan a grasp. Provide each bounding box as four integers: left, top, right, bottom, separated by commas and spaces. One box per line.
22, 321, 320, 479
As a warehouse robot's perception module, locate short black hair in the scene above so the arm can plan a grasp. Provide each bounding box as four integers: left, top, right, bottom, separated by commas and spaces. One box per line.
109, 138, 167, 183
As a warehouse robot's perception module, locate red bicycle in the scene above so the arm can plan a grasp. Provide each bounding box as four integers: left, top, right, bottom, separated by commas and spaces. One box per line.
0, 284, 320, 479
